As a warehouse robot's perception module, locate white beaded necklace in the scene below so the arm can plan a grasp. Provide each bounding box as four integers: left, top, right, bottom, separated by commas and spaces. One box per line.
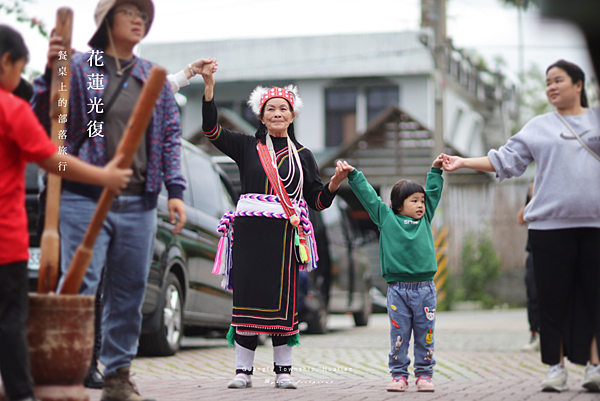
266, 134, 304, 205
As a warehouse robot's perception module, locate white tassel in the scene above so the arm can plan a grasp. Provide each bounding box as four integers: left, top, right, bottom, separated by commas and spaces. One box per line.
283, 85, 303, 113
221, 274, 231, 290
247, 85, 269, 117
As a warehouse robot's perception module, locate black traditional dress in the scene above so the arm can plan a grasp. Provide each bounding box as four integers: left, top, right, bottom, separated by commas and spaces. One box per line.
202, 98, 336, 336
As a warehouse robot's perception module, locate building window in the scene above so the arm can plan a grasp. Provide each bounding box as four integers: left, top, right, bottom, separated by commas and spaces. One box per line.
367, 86, 399, 122
325, 88, 357, 147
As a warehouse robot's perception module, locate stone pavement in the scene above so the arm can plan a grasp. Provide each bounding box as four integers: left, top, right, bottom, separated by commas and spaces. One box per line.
83, 309, 599, 401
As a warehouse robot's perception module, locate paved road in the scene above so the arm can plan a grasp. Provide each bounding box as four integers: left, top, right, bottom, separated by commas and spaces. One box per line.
81, 309, 599, 400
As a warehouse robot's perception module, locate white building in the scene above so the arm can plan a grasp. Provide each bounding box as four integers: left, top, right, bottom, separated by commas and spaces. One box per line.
141, 30, 514, 157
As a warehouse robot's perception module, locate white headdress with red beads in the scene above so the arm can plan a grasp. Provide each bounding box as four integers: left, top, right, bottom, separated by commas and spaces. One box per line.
247, 85, 303, 117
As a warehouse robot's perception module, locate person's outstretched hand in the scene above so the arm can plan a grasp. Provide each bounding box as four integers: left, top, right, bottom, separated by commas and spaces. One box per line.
338, 160, 355, 173
200, 59, 218, 101
442, 154, 464, 172
329, 160, 352, 192
190, 58, 218, 76
432, 153, 444, 169
200, 59, 217, 86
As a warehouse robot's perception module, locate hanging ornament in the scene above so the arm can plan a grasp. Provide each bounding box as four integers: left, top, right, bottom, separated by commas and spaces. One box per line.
290, 215, 300, 227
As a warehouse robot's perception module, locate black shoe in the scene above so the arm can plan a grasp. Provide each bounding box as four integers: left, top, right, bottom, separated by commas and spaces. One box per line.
83, 364, 104, 389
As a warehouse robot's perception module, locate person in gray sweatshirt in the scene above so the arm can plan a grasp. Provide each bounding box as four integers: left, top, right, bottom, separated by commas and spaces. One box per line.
442, 59, 600, 393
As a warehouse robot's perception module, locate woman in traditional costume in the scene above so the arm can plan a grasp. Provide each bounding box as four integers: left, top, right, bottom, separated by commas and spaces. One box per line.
199, 61, 347, 389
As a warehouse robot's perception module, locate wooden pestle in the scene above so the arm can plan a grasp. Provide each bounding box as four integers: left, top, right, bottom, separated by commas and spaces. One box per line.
59, 66, 167, 295
38, 7, 73, 294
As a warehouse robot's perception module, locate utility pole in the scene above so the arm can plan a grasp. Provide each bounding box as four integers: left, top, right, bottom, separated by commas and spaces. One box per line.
421, 0, 447, 158
517, 3, 526, 129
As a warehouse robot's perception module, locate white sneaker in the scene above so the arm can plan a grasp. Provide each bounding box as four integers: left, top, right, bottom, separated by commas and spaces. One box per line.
275, 374, 297, 389
583, 364, 600, 392
521, 333, 540, 352
541, 364, 568, 392
227, 373, 252, 388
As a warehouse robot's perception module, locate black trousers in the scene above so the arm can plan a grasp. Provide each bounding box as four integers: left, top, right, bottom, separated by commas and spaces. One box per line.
529, 228, 600, 365
524, 252, 539, 333
0, 261, 35, 400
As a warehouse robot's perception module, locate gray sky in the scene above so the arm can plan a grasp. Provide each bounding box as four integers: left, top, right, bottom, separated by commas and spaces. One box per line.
1, 0, 594, 83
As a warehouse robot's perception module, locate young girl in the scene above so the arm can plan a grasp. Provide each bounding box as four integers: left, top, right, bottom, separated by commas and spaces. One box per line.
0, 24, 131, 401
339, 155, 444, 393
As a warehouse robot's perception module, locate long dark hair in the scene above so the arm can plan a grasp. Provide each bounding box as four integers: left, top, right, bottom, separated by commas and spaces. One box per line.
255, 99, 302, 148
390, 179, 425, 214
0, 24, 29, 63
546, 59, 588, 107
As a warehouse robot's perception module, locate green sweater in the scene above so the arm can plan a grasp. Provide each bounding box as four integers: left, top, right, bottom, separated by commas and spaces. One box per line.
348, 168, 444, 283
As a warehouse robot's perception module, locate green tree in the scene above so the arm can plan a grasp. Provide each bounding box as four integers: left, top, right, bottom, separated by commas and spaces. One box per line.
457, 231, 501, 309
0, 0, 48, 37
517, 62, 554, 127
498, 0, 543, 129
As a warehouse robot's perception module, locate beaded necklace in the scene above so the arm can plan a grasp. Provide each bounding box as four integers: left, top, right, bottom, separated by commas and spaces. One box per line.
266, 134, 304, 205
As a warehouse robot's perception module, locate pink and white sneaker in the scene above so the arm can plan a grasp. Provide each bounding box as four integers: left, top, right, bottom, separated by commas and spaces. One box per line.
416, 375, 435, 392
387, 375, 408, 392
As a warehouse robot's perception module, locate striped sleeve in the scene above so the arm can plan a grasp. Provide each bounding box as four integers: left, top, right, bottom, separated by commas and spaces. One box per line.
204, 124, 222, 142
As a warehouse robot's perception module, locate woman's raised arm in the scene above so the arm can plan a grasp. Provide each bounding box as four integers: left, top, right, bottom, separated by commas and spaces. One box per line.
200, 60, 217, 101
442, 155, 496, 173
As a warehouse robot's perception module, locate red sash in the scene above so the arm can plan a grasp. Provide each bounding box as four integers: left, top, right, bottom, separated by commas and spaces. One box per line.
257, 141, 300, 225
256, 141, 310, 263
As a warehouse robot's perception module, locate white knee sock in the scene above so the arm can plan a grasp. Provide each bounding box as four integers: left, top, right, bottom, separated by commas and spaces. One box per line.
235, 342, 255, 375
273, 344, 293, 367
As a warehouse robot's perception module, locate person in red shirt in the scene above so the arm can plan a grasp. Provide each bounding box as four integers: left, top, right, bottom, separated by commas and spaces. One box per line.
0, 24, 131, 401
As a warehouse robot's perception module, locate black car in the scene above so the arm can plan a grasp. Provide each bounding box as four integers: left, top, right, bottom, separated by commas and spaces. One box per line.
299, 198, 373, 334
27, 140, 238, 356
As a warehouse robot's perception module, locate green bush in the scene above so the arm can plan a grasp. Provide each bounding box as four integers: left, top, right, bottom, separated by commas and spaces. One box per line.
456, 231, 501, 308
